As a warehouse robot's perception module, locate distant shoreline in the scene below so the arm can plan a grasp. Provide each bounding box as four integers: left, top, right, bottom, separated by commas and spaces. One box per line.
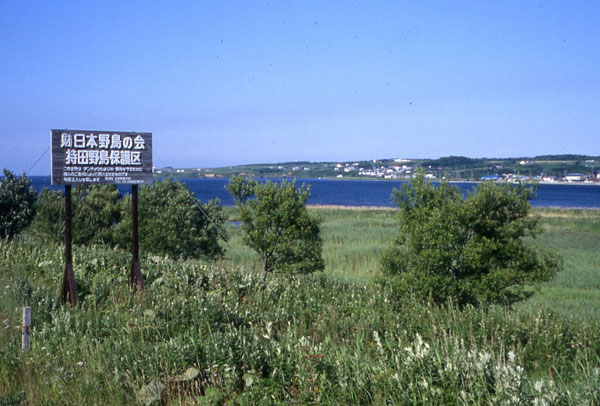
25, 174, 600, 187
306, 204, 395, 211
449, 180, 600, 187
172, 175, 600, 187
305, 204, 600, 211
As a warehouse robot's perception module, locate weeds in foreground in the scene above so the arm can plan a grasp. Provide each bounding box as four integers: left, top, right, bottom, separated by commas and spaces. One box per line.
1, 237, 600, 405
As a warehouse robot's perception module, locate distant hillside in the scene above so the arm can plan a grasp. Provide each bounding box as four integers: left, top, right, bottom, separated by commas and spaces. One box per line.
156, 154, 600, 182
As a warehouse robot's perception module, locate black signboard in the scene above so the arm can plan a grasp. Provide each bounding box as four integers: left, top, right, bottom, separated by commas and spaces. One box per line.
51, 129, 152, 185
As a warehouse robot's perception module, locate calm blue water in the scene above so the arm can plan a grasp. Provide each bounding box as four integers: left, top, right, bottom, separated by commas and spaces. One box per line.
28, 176, 600, 209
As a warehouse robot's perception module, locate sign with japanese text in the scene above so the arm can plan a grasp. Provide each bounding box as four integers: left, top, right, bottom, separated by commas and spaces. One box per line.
51, 129, 152, 185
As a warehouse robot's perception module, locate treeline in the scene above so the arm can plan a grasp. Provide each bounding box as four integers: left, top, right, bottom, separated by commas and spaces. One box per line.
533, 154, 598, 161
2, 168, 561, 307
419, 155, 487, 168
1, 169, 226, 260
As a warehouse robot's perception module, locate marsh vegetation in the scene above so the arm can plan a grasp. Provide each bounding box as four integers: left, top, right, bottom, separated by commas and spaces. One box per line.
1, 203, 600, 404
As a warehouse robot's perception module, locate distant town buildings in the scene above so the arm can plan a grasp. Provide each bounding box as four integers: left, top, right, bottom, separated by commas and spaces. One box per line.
157, 157, 600, 184
358, 164, 413, 179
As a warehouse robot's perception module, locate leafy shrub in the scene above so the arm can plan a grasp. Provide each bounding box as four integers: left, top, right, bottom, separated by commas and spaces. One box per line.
380, 172, 561, 305
32, 185, 121, 245
72, 185, 121, 244
33, 180, 225, 260
31, 188, 64, 243
115, 179, 226, 259
227, 176, 324, 279
0, 168, 36, 239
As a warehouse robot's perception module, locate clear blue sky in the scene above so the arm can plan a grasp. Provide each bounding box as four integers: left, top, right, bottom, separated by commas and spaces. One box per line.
1, 1, 599, 175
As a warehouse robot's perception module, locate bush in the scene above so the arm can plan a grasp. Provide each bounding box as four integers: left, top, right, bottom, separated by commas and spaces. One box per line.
115, 179, 226, 259
72, 185, 121, 245
31, 188, 64, 243
0, 168, 36, 239
380, 172, 561, 305
33, 181, 225, 259
32, 185, 121, 245
227, 176, 324, 280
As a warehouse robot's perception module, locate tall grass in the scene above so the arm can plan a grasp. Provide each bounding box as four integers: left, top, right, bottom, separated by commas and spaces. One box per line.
313, 208, 396, 281
221, 206, 397, 280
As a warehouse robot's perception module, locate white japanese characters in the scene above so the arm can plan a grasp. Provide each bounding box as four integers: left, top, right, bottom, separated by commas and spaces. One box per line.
61, 133, 146, 166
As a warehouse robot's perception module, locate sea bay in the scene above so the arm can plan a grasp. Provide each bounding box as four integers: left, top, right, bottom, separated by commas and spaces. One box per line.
28, 176, 600, 209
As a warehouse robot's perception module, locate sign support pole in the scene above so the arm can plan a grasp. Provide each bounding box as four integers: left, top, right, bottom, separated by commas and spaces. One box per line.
131, 184, 144, 291
61, 185, 77, 307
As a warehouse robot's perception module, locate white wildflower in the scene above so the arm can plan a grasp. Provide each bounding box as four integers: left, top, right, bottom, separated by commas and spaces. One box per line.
414, 334, 430, 359
263, 321, 273, 339
298, 336, 310, 347
507, 350, 516, 363
373, 330, 385, 356
534, 380, 544, 393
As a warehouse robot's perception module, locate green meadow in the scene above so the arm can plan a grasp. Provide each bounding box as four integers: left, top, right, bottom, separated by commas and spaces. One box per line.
222, 206, 398, 281
1, 207, 600, 404
521, 209, 600, 322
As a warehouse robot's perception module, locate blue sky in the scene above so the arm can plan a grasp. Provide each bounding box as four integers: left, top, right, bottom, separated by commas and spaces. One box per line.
1, 1, 599, 175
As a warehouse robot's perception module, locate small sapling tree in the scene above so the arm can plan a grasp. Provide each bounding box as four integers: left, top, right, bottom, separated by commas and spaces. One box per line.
227, 176, 324, 280
0, 169, 36, 239
380, 172, 561, 305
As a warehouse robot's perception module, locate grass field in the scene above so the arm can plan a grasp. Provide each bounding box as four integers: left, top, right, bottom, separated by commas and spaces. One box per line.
1, 207, 599, 404
220, 206, 398, 281
226, 206, 600, 296
521, 209, 600, 323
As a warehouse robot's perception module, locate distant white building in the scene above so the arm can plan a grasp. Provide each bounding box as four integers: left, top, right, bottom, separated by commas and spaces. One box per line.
564, 174, 585, 182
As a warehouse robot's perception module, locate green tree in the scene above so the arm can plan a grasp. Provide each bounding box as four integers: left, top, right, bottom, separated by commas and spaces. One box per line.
0, 169, 36, 239
227, 176, 324, 280
31, 188, 64, 243
32, 185, 121, 245
115, 179, 226, 259
380, 172, 560, 305
72, 185, 121, 245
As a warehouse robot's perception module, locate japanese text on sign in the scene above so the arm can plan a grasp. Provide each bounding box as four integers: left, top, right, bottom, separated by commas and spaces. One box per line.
51, 130, 152, 185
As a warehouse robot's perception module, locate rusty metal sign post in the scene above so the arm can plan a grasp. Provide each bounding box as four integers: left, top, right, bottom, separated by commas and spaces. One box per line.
61, 184, 77, 306
131, 185, 143, 291
51, 129, 153, 305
